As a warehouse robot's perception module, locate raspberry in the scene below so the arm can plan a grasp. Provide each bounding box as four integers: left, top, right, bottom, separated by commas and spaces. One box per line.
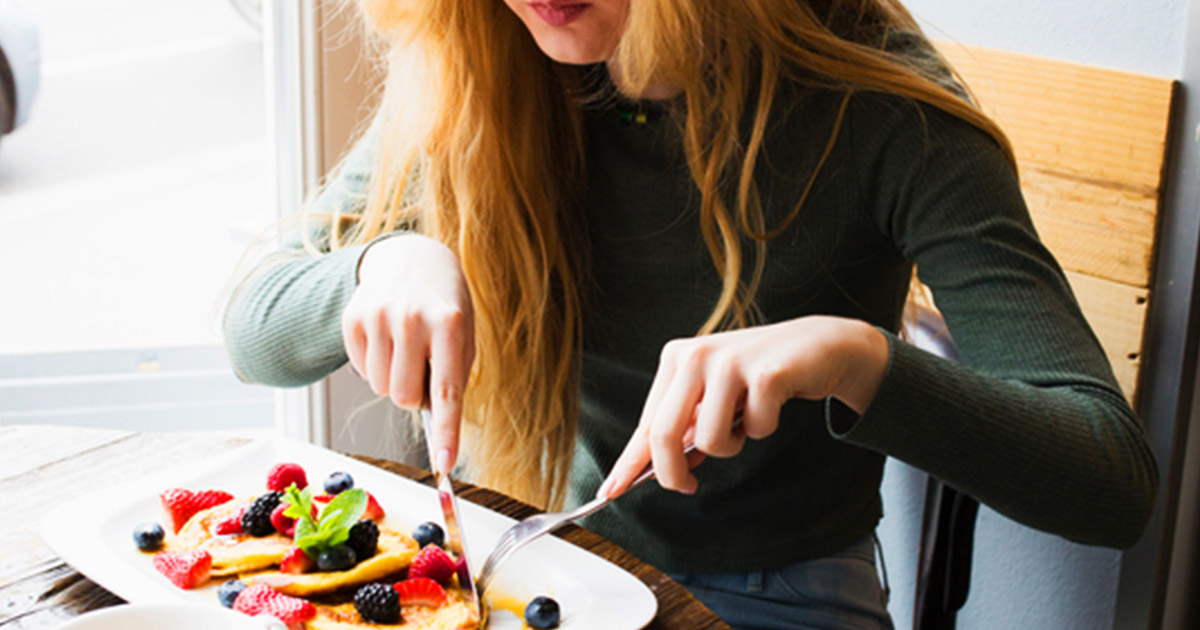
347, 519, 379, 560
266, 463, 308, 492
354, 583, 401, 624
407, 545, 456, 585
240, 492, 283, 537
151, 550, 212, 589
233, 584, 316, 625
159, 488, 233, 534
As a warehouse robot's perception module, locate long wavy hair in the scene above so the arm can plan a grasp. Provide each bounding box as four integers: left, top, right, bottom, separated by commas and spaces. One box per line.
327, 0, 1014, 509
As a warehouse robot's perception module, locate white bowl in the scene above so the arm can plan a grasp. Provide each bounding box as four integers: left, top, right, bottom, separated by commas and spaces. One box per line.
55, 604, 287, 630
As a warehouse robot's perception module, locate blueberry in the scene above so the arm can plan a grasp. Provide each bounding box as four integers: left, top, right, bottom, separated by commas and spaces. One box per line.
324, 471, 354, 494
316, 545, 357, 571
217, 579, 247, 608
355, 583, 400, 624
412, 521, 444, 548
525, 595, 561, 629
132, 522, 164, 551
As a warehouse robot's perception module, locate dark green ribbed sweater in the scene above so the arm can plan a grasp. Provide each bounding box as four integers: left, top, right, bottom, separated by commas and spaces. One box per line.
224, 78, 1157, 574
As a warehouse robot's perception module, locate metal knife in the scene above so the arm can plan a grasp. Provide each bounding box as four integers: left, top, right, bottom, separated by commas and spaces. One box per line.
420, 405, 485, 624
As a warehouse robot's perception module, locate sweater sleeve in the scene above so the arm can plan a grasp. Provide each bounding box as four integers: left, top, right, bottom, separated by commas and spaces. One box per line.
829, 97, 1158, 548
222, 124, 383, 387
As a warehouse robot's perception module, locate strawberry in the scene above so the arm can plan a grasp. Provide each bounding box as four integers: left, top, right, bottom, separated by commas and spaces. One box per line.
233, 583, 316, 625
393, 577, 447, 607
160, 488, 234, 534
214, 507, 245, 535
270, 504, 296, 538
266, 463, 308, 492
407, 545, 456, 585
364, 492, 386, 522
152, 550, 212, 589
312, 491, 385, 522
280, 546, 315, 574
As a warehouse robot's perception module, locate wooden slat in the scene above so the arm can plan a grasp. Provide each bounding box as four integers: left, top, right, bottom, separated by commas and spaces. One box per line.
1066, 271, 1149, 402
936, 41, 1174, 289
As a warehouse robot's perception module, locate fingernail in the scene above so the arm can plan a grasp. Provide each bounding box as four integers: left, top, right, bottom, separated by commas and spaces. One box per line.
435, 448, 452, 475
597, 478, 614, 499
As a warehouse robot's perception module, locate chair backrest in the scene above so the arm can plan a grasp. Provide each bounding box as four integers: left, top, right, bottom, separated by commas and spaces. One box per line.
934, 41, 1176, 406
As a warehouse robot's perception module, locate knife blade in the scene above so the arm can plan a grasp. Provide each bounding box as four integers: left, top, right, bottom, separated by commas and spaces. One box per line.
420, 406, 484, 624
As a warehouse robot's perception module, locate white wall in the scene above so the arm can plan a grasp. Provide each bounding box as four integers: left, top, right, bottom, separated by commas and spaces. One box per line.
904, 0, 1188, 77
878, 2, 1191, 629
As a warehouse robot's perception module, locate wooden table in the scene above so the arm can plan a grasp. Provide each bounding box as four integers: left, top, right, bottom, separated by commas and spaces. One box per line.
0, 426, 729, 629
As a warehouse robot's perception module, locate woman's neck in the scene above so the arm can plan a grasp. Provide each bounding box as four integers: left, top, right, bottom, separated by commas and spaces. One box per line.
605, 59, 682, 101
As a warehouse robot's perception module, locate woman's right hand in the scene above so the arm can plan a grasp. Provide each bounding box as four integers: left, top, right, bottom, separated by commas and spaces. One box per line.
342, 233, 475, 474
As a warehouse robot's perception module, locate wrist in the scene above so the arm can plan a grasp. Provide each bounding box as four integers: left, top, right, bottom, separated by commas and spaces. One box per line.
830, 320, 889, 415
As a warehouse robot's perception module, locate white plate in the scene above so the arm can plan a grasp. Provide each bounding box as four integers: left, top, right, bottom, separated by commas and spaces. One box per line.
55, 603, 287, 630
41, 437, 657, 630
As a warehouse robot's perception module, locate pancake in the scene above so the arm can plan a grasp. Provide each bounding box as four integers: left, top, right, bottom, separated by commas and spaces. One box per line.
306, 593, 479, 630
246, 529, 420, 597
164, 498, 292, 577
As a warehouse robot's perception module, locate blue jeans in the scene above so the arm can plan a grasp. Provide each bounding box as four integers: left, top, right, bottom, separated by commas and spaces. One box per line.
668, 535, 894, 630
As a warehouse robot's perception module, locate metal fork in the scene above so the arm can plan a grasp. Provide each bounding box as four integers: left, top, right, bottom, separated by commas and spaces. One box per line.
475, 441, 699, 595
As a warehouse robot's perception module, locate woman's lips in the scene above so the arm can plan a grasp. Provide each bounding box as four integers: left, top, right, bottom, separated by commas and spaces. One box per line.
528, 2, 590, 27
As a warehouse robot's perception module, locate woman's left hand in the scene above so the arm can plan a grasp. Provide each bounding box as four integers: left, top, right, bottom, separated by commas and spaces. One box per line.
598, 316, 890, 498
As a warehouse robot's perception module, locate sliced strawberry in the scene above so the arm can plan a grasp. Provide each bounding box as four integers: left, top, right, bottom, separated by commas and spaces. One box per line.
214, 507, 245, 535
280, 547, 315, 574
393, 577, 447, 607
407, 545, 456, 585
312, 492, 384, 522
160, 488, 234, 534
152, 550, 212, 589
364, 492, 386, 522
270, 503, 296, 538
266, 463, 308, 492
233, 583, 316, 625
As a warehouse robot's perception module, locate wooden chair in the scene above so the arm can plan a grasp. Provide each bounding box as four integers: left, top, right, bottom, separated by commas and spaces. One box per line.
909, 42, 1178, 630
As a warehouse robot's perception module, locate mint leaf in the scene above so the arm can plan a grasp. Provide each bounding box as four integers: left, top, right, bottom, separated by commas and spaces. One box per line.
318, 489, 367, 533
294, 489, 368, 557
281, 484, 318, 535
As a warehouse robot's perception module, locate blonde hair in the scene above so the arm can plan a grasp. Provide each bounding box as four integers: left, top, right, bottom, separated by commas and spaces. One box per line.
327, 0, 1013, 509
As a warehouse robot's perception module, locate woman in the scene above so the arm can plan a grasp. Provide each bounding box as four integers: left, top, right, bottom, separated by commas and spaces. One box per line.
224, 0, 1158, 627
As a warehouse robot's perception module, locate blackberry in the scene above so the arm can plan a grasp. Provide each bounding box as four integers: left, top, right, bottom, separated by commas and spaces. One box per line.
217, 579, 247, 608
412, 521, 444, 548
316, 545, 357, 571
240, 491, 283, 537
132, 522, 164, 551
323, 471, 354, 494
525, 595, 561, 629
354, 583, 401, 624
348, 519, 379, 560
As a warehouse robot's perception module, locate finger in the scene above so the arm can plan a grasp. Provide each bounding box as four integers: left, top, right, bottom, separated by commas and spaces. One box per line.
743, 370, 783, 440
598, 425, 652, 500
648, 369, 704, 493
342, 316, 367, 378
388, 312, 427, 409
364, 311, 392, 395
427, 309, 469, 474
693, 368, 746, 458
598, 342, 682, 498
